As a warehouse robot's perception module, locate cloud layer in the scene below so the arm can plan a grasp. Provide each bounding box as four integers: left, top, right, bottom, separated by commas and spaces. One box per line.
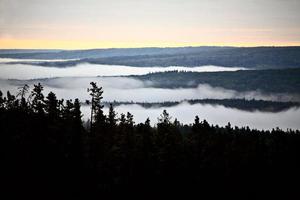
80, 103, 300, 131
1, 61, 299, 130
1, 76, 298, 103
0, 61, 246, 79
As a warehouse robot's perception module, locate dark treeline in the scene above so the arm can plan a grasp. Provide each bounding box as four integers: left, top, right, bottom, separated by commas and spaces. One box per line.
102, 99, 300, 112
1, 83, 300, 198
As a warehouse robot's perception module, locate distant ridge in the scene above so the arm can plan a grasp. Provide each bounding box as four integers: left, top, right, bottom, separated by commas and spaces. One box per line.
1, 46, 300, 69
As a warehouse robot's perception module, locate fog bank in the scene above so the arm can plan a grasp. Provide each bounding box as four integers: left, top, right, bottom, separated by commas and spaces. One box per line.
1, 77, 298, 102
1, 75, 299, 130
0, 62, 246, 80
80, 103, 300, 131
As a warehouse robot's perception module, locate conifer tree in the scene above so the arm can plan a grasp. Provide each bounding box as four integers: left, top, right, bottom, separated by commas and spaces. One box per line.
63, 99, 74, 121
45, 92, 59, 120
119, 113, 126, 125
30, 83, 45, 115
158, 109, 172, 124
145, 117, 151, 127
16, 84, 29, 110
0, 90, 5, 110
87, 82, 105, 132
73, 98, 82, 124
6, 91, 17, 110
194, 115, 200, 126
126, 112, 134, 127
108, 103, 117, 126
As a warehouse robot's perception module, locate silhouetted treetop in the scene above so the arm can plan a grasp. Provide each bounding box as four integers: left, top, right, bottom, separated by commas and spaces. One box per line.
0, 82, 299, 198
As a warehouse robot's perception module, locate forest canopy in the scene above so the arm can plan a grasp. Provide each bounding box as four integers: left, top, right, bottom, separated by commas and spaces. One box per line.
1, 82, 300, 198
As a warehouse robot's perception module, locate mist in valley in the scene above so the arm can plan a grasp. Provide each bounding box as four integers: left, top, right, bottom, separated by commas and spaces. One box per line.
1, 76, 298, 102
2, 0, 300, 196
80, 103, 300, 130
1, 77, 300, 130
0, 60, 299, 130
0, 60, 246, 79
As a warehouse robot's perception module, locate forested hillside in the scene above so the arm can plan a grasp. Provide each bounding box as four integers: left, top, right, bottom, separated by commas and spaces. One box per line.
130, 69, 300, 94
103, 99, 300, 112
1, 82, 300, 198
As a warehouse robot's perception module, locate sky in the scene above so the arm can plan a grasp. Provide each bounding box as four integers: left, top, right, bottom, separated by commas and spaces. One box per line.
0, 0, 300, 49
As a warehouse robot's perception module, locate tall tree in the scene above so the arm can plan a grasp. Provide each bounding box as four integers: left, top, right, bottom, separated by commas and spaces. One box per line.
16, 84, 29, 110
45, 92, 59, 120
158, 109, 172, 124
6, 91, 17, 110
30, 83, 45, 115
108, 103, 117, 126
126, 112, 134, 127
0, 90, 5, 110
73, 98, 82, 125
87, 82, 105, 132
63, 99, 74, 121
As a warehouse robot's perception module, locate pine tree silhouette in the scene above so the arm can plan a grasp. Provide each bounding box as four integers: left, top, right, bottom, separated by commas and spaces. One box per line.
0, 82, 299, 198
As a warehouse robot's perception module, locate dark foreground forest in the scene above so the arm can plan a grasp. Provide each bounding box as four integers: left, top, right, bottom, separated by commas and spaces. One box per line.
1, 82, 300, 199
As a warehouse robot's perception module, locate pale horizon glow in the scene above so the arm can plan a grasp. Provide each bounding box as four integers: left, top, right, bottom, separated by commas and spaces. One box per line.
1, 0, 300, 49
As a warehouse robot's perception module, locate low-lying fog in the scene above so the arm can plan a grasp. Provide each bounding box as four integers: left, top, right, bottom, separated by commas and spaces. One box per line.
80, 103, 300, 131
0, 77, 297, 102
0, 61, 246, 79
0, 60, 299, 130
1, 76, 300, 130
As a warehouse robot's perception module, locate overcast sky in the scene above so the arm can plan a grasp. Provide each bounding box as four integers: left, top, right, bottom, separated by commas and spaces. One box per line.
0, 0, 300, 49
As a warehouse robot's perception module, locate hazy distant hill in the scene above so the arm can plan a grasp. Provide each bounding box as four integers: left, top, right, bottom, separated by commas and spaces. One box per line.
1, 46, 300, 69
129, 68, 300, 94
9, 68, 300, 96
103, 99, 300, 112
0, 47, 229, 59
0, 49, 61, 54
